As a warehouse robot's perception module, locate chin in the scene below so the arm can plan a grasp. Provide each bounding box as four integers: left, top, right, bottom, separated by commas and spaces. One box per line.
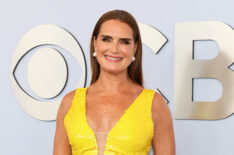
102, 67, 126, 75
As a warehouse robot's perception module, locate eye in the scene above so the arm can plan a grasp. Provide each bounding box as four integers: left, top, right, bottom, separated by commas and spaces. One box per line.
121, 40, 130, 45
102, 37, 110, 42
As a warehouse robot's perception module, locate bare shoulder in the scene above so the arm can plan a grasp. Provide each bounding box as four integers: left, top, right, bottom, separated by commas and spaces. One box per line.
151, 91, 172, 125
151, 91, 175, 154
53, 89, 77, 155
57, 89, 77, 119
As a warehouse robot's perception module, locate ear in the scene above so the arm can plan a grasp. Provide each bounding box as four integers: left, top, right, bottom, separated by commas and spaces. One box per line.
93, 36, 97, 51
133, 42, 138, 55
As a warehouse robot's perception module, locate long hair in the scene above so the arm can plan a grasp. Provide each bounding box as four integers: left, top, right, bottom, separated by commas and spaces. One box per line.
90, 10, 143, 85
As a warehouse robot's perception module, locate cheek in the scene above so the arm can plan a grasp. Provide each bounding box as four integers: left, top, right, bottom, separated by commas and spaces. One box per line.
119, 45, 135, 56
96, 42, 109, 52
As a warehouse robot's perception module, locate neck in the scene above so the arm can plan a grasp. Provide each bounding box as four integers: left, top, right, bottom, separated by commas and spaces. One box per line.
92, 69, 134, 92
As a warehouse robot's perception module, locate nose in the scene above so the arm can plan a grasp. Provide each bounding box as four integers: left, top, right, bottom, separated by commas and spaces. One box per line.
110, 41, 119, 54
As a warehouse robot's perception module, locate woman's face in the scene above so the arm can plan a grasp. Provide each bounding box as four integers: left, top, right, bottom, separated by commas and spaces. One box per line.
94, 19, 137, 74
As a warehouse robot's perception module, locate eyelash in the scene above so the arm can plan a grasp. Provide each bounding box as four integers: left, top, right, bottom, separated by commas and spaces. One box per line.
102, 38, 130, 45
102, 38, 110, 42
121, 40, 130, 45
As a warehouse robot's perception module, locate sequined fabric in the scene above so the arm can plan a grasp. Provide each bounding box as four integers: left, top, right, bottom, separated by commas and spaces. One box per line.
64, 87, 155, 155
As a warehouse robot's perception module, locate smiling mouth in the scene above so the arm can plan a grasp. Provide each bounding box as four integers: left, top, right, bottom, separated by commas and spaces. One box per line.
105, 55, 123, 62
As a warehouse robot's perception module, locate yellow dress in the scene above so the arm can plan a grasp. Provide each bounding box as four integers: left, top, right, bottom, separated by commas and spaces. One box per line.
64, 87, 155, 155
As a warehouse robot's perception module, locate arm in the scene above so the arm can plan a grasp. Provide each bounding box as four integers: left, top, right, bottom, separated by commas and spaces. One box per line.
151, 92, 175, 155
53, 90, 76, 155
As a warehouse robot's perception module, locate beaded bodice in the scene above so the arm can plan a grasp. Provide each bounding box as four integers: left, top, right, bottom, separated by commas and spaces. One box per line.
64, 87, 155, 155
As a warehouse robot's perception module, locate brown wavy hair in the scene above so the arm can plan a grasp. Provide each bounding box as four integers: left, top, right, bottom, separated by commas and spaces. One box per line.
90, 10, 143, 85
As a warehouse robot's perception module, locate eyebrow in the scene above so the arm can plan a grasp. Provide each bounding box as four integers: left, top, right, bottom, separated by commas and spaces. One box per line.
100, 35, 133, 41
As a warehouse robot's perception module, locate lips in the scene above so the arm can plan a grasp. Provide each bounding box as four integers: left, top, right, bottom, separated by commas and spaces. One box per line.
105, 55, 123, 62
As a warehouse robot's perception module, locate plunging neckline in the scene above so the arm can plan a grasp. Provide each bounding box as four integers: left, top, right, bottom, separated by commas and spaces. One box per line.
83, 87, 145, 151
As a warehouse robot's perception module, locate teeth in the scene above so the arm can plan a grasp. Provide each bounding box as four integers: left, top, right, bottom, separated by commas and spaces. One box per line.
106, 56, 122, 60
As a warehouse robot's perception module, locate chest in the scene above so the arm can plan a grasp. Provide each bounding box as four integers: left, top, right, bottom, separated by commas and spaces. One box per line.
85, 94, 137, 132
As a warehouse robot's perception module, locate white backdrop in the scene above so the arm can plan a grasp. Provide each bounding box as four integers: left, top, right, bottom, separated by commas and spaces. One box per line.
0, 0, 234, 154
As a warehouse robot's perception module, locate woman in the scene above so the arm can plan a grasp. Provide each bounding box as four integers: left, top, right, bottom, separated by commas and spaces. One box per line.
53, 10, 175, 155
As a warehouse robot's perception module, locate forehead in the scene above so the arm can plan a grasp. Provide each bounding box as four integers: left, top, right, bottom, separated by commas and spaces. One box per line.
99, 19, 134, 38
